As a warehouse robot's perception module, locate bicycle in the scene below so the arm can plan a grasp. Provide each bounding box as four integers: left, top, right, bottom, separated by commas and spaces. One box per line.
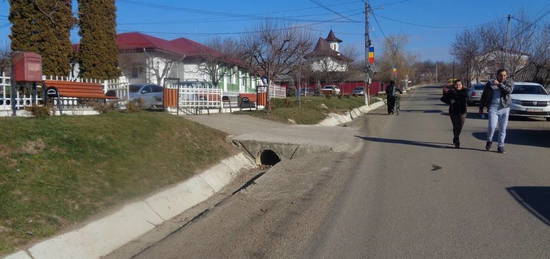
394, 94, 401, 115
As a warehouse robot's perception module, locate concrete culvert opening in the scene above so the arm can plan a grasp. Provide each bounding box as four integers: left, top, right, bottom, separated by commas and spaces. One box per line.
260, 150, 281, 166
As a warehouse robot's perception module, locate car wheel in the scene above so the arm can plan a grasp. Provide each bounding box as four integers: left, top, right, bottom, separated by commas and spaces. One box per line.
546, 117, 550, 121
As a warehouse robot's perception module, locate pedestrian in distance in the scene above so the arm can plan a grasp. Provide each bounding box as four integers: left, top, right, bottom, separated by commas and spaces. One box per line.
385, 80, 403, 115
479, 69, 514, 153
440, 79, 468, 148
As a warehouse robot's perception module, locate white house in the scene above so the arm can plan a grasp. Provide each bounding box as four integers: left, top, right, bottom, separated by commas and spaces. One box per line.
305, 30, 352, 73
75, 32, 259, 93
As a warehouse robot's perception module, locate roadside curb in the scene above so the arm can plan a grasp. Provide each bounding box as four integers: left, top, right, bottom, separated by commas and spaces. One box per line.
4, 153, 255, 259
318, 99, 385, 126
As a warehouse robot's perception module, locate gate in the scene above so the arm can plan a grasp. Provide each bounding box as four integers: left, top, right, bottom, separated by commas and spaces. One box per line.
163, 79, 222, 115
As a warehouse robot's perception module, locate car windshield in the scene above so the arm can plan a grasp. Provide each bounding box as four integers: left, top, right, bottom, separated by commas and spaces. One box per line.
129, 85, 142, 93
473, 84, 484, 90
355, 87, 364, 90
512, 84, 547, 95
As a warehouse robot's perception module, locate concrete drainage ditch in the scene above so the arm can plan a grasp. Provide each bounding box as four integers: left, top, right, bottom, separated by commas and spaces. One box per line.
259, 150, 281, 166
231, 139, 333, 167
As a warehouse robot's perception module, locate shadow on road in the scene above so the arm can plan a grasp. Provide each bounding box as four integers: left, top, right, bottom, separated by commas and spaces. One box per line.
401, 109, 442, 113
466, 113, 544, 122
506, 187, 550, 226
472, 129, 550, 148
355, 136, 485, 151
466, 113, 485, 120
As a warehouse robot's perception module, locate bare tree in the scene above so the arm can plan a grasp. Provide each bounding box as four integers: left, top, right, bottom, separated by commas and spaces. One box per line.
516, 23, 550, 84
452, 12, 542, 83
241, 22, 312, 111
195, 37, 243, 88
145, 50, 185, 86
377, 35, 416, 86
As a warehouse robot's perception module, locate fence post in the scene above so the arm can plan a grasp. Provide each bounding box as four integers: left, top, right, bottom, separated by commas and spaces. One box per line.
10, 76, 16, 117
32, 82, 37, 105
177, 82, 180, 116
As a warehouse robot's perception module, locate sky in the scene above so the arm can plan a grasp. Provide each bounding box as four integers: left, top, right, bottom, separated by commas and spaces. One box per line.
0, 0, 549, 62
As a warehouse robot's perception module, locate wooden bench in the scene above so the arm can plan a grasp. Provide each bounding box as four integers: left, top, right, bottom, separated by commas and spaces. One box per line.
44, 80, 117, 99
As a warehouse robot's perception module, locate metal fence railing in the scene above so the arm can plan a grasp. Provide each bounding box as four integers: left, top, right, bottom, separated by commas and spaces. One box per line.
1, 72, 43, 113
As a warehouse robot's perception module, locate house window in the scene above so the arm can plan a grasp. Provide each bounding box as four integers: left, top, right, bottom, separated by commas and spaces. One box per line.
131, 65, 140, 78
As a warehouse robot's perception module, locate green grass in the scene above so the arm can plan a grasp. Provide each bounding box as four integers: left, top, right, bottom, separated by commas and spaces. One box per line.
0, 112, 235, 255
239, 96, 378, 124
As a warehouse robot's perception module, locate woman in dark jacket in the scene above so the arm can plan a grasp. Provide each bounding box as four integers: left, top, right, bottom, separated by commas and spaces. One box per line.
441, 79, 468, 148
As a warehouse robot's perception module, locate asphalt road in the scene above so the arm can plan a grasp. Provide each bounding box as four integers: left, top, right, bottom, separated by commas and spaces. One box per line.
110, 85, 550, 258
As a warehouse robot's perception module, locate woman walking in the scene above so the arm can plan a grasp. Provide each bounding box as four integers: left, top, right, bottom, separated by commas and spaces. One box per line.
441, 79, 468, 148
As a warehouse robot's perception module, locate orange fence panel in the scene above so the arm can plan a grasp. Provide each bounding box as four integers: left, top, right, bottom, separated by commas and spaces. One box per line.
163, 88, 178, 108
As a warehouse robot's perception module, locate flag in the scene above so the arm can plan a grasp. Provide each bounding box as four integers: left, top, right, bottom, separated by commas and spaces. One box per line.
368, 47, 375, 64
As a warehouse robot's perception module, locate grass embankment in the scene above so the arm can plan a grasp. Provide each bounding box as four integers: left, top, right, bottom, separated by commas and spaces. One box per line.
0, 112, 234, 255
240, 96, 379, 124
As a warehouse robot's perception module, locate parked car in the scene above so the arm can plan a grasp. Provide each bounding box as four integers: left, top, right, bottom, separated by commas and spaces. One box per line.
352, 87, 365, 96
298, 88, 315, 96
467, 83, 485, 105
321, 85, 341, 96
509, 82, 550, 121
129, 84, 164, 109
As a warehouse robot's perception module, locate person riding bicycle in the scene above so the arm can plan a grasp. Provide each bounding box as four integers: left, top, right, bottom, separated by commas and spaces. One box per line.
385, 80, 403, 115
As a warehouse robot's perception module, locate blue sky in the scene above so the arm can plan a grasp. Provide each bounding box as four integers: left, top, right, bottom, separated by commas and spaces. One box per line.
0, 0, 549, 61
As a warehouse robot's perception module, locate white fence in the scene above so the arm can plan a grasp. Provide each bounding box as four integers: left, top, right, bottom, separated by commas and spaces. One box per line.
179, 87, 222, 110
1, 73, 130, 116
164, 82, 223, 114
1, 72, 43, 112
260, 84, 286, 99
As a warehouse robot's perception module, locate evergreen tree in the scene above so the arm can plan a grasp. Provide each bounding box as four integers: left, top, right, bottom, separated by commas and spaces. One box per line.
9, 0, 40, 53
9, 0, 74, 76
78, 0, 120, 79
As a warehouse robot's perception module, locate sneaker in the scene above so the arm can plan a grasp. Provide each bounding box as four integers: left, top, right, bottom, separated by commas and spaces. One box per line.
485, 141, 492, 151
497, 146, 505, 153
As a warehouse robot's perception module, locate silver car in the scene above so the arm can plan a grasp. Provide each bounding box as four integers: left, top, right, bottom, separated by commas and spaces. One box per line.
129, 84, 164, 109
467, 83, 485, 105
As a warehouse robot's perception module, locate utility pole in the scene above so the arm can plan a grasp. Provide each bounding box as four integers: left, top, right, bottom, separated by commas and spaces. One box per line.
364, 0, 371, 106
505, 14, 512, 71
452, 60, 455, 80
435, 61, 438, 83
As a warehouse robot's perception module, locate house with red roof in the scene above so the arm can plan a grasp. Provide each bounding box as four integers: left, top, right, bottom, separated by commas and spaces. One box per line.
75, 32, 259, 93
305, 30, 353, 73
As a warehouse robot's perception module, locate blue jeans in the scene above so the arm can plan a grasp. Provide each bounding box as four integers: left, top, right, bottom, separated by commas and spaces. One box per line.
487, 107, 510, 147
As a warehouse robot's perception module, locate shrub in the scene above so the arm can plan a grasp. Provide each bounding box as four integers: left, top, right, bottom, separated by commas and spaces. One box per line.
92, 101, 116, 114
126, 98, 145, 112
25, 105, 51, 118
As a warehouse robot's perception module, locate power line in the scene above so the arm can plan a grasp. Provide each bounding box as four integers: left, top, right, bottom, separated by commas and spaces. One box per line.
371, 0, 411, 8
118, 0, 363, 23
371, 11, 388, 40
510, 9, 550, 39
376, 14, 491, 29
269, 0, 364, 15
118, 10, 364, 25
118, 22, 329, 36
308, 0, 361, 22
